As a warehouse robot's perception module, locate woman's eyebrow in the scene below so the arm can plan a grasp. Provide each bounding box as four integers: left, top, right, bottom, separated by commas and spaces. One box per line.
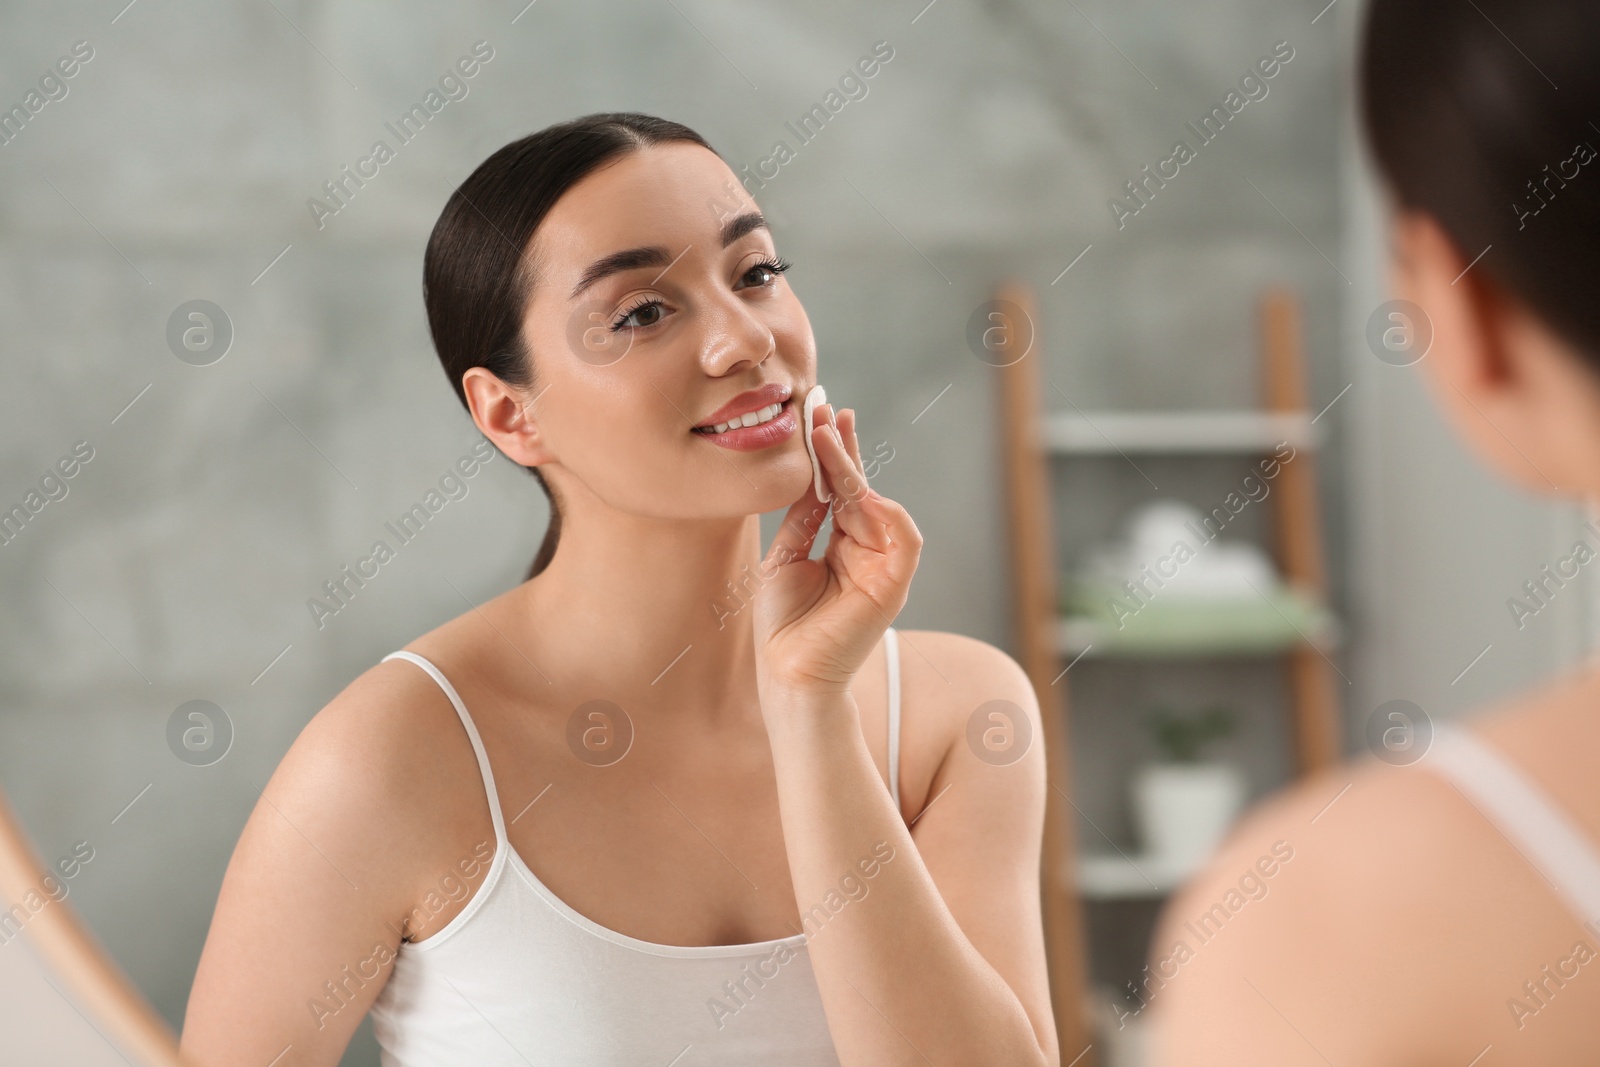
569, 246, 671, 298
719, 210, 768, 247
567, 212, 770, 299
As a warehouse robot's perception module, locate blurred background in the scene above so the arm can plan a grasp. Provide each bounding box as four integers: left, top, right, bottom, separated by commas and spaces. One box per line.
1, 1, 1595, 1063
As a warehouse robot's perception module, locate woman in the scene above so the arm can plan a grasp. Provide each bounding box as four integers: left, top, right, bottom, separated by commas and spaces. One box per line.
179, 114, 1057, 1066
1148, 0, 1600, 1063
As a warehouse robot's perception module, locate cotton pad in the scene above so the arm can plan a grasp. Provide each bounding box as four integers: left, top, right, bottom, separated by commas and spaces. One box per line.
802, 384, 831, 504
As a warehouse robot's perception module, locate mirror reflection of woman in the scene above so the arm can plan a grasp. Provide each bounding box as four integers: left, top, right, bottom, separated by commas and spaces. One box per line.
1151, 0, 1600, 1063
180, 114, 1058, 1066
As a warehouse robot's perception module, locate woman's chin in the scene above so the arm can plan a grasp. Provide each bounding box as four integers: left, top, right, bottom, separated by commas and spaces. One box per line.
758, 459, 824, 515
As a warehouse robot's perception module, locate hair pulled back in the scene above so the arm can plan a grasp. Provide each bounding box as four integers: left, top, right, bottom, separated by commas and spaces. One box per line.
423, 112, 718, 580
1360, 0, 1600, 359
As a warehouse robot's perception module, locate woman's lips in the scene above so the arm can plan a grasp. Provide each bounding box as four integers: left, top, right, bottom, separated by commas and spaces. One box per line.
691, 399, 798, 452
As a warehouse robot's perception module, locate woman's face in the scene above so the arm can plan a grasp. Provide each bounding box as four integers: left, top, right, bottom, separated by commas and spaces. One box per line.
513, 142, 819, 521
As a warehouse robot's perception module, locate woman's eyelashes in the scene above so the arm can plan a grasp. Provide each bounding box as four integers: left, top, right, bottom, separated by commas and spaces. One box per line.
737, 256, 792, 290
610, 295, 665, 332
605, 255, 794, 334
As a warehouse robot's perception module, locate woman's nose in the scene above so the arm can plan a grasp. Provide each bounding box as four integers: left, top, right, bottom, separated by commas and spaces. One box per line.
696, 297, 775, 375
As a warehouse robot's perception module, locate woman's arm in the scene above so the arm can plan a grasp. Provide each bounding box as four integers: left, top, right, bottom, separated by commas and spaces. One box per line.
764, 639, 1057, 1066
753, 405, 1057, 1066
181, 669, 474, 1066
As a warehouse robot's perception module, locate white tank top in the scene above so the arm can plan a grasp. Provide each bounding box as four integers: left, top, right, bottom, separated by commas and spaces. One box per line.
1421, 720, 1600, 929
366, 628, 904, 1066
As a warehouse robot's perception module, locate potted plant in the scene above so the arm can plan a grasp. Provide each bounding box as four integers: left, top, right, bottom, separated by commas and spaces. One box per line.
1132, 704, 1246, 872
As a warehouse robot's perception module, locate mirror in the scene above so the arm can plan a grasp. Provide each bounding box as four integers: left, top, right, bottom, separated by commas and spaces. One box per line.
0, 786, 183, 1065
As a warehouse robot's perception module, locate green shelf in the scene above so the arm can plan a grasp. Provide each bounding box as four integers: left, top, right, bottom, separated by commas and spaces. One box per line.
1058, 580, 1339, 658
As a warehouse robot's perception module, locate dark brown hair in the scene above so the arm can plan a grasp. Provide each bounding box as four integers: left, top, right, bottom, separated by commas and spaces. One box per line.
1360, 0, 1600, 358
422, 112, 718, 580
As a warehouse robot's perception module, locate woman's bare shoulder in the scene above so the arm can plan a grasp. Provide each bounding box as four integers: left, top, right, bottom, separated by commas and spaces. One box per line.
184, 654, 492, 1057
889, 630, 1043, 804
892, 628, 1040, 729
1471, 662, 1600, 835
256, 650, 491, 907
1165, 665, 1600, 933
1146, 678, 1600, 1064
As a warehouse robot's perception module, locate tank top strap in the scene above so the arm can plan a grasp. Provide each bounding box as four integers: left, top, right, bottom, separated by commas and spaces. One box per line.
885, 627, 902, 811
1423, 720, 1600, 929
381, 650, 508, 847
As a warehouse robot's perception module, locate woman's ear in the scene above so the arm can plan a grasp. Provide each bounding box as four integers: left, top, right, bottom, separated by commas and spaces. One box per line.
1392, 210, 1511, 393
1393, 209, 1600, 496
462, 365, 554, 468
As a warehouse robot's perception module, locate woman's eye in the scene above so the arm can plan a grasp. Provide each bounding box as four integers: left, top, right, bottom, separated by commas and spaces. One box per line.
738, 257, 792, 289
611, 299, 665, 331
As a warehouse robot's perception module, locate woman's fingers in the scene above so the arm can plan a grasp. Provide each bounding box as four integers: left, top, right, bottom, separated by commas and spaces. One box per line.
812, 413, 888, 552
763, 404, 873, 574
817, 405, 870, 507
838, 407, 866, 476
813, 411, 920, 610
857, 486, 923, 592
762, 446, 832, 575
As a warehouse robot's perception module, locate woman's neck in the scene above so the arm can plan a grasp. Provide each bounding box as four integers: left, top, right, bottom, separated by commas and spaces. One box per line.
514, 509, 771, 722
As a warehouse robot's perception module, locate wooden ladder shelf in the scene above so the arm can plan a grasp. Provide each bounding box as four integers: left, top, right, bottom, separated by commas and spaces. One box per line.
992, 281, 1342, 1064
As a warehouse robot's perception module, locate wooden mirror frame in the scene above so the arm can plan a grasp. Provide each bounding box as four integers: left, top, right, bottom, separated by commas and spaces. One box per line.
0, 784, 187, 1065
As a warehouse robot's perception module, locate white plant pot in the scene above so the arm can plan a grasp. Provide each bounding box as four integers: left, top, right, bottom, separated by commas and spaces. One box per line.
1132, 762, 1247, 871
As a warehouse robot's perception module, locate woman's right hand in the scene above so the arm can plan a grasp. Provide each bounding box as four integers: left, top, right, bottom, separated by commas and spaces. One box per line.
751, 403, 923, 697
